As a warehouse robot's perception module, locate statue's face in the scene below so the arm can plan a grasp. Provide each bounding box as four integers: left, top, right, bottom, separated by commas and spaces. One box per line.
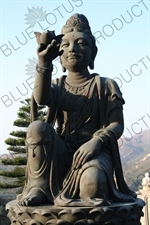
60, 31, 92, 72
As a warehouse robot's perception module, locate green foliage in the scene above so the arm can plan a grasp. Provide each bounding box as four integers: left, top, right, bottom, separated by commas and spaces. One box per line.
5, 137, 25, 146
18, 105, 30, 113
1, 156, 27, 165
13, 156, 27, 165
7, 146, 26, 153
0, 183, 18, 189
2, 98, 46, 192
18, 111, 30, 119
0, 182, 25, 189
13, 119, 30, 127
20, 98, 30, 105
10, 130, 26, 138
0, 167, 25, 177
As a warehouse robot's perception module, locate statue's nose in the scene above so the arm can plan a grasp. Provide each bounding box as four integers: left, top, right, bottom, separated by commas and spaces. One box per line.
69, 43, 77, 52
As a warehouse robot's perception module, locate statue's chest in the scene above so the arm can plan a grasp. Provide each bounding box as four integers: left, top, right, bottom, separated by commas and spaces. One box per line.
60, 87, 86, 113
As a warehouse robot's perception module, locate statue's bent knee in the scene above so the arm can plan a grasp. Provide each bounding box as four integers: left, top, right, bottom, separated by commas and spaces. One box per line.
80, 167, 108, 199
25, 120, 53, 171
26, 120, 53, 146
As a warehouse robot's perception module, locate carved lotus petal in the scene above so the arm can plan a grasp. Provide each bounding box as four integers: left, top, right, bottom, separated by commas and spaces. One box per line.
18, 212, 31, 223
116, 206, 133, 220
57, 219, 71, 224
9, 215, 17, 224
105, 218, 123, 225
72, 208, 87, 217
13, 207, 23, 216
58, 209, 72, 223
46, 219, 57, 225
58, 208, 86, 224
14, 221, 22, 225
87, 219, 100, 225
88, 207, 104, 222
99, 208, 114, 224
32, 208, 57, 218
31, 209, 58, 224
23, 218, 41, 225
74, 219, 88, 224
13, 206, 30, 217
124, 214, 139, 225
58, 209, 71, 216
133, 203, 144, 217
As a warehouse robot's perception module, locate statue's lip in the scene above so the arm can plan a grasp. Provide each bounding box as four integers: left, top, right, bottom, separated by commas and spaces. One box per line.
67, 54, 82, 59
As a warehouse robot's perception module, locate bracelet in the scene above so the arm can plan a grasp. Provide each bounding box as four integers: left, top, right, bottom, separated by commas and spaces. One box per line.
36, 64, 53, 77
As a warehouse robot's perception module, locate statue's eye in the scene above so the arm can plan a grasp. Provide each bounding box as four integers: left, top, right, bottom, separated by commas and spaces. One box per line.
77, 39, 88, 46
78, 40, 86, 45
61, 42, 69, 47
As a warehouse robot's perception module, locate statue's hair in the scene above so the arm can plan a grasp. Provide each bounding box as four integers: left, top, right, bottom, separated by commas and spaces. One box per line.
61, 13, 96, 48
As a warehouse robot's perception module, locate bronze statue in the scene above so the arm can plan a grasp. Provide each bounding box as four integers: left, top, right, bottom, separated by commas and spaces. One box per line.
17, 13, 136, 207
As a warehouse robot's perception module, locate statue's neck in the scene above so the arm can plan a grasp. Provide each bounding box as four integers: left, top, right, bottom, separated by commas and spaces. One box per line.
66, 70, 92, 87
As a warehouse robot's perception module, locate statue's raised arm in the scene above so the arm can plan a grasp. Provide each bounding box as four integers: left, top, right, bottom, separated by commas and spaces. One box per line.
33, 31, 63, 105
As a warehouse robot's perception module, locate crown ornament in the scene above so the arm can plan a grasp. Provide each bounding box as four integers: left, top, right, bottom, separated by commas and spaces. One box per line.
61, 14, 92, 35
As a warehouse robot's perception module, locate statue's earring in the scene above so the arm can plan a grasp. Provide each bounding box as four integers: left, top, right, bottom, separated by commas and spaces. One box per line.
89, 60, 94, 70
89, 46, 97, 70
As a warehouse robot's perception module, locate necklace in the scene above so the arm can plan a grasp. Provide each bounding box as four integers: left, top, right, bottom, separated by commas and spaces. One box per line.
64, 77, 94, 95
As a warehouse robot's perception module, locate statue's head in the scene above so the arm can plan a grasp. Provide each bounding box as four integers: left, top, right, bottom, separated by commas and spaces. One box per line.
145, 172, 149, 177
60, 13, 97, 72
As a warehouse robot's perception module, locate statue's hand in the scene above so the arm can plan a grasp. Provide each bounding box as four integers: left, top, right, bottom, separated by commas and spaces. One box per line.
35, 31, 63, 67
72, 137, 102, 169
37, 40, 63, 67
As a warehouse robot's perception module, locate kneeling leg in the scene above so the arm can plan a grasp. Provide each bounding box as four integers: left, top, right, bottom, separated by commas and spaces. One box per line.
18, 120, 54, 206
79, 167, 108, 200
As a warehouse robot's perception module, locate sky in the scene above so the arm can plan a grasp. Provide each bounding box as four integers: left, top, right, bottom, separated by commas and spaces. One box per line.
0, 0, 150, 154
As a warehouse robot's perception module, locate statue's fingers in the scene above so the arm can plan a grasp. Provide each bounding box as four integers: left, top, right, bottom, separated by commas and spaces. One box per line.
37, 43, 46, 53
46, 43, 59, 56
51, 45, 63, 58
74, 152, 85, 169
77, 152, 87, 168
80, 153, 91, 166
51, 39, 57, 46
73, 151, 80, 167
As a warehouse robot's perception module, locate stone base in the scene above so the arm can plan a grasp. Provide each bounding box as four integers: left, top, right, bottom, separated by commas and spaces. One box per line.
6, 198, 145, 225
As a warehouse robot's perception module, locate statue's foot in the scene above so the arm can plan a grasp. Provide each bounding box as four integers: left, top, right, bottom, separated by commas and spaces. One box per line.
18, 188, 50, 206
55, 196, 110, 207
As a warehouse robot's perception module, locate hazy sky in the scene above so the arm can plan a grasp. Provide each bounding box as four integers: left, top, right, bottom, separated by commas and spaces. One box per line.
0, 0, 150, 154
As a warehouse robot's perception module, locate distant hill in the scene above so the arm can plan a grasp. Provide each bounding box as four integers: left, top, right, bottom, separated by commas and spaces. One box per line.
119, 128, 149, 160
119, 128, 150, 191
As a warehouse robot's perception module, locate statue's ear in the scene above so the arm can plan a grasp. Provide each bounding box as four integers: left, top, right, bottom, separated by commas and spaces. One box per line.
89, 46, 98, 70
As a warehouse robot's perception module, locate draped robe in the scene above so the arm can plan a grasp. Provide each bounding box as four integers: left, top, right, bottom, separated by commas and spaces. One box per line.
29, 73, 136, 206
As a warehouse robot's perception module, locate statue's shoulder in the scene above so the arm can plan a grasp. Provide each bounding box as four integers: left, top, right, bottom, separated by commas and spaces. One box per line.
94, 74, 124, 103
94, 74, 121, 91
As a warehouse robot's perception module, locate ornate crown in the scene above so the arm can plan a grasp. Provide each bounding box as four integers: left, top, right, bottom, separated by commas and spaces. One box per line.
61, 14, 92, 35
